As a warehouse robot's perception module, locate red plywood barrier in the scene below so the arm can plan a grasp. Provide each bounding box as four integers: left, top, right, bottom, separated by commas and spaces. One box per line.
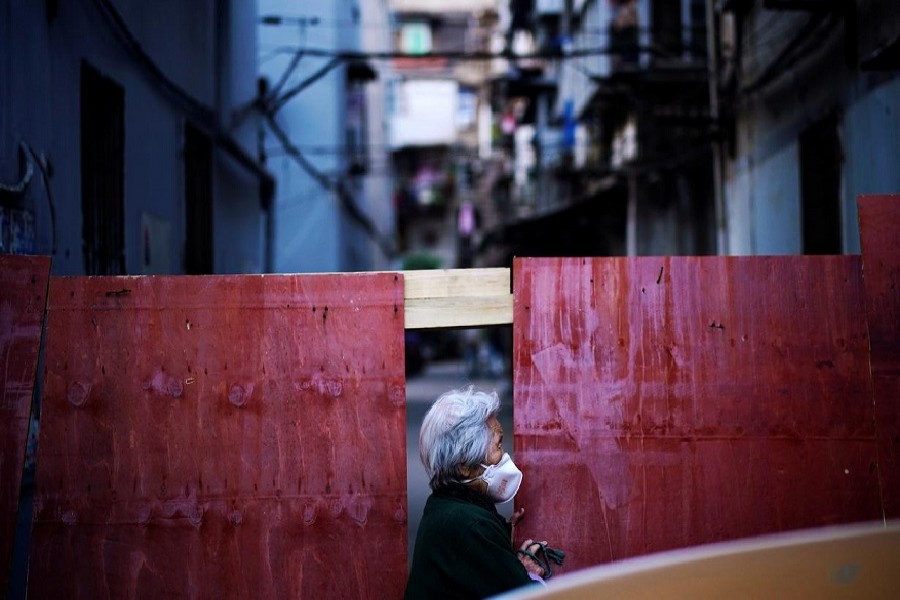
859, 195, 900, 518
0, 255, 50, 594
513, 256, 881, 574
29, 274, 407, 598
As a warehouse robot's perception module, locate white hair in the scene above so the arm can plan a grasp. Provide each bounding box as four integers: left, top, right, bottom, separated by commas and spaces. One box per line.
419, 386, 501, 490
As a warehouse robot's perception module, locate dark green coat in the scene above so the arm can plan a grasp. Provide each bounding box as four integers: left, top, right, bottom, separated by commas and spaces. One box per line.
405, 485, 534, 599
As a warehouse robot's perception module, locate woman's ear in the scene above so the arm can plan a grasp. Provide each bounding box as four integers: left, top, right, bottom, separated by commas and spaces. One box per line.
457, 463, 483, 481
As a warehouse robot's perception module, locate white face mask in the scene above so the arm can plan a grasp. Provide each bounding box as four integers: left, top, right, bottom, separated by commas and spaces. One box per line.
463, 452, 523, 504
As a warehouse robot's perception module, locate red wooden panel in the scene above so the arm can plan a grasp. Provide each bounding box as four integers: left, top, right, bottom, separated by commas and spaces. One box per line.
30, 273, 407, 599
0, 255, 51, 594
513, 256, 880, 574
859, 195, 900, 518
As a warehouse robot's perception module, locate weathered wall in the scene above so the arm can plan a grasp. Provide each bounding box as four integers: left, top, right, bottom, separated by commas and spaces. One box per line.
842, 79, 900, 253
724, 2, 900, 256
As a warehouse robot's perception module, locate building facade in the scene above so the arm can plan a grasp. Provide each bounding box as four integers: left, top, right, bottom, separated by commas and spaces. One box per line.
716, 0, 900, 256
0, 0, 271, 275
388, 0, 503, 269
486, 0, 717, 262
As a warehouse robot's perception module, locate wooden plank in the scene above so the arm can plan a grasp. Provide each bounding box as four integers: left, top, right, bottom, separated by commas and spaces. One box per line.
403, 268, 512, 329
0, 255, 51, 596
403, 268, 510, 299
494, 521, 900, 599
512, 256, 880, 575
30, 273, 407, 599
858, 195, 900, 518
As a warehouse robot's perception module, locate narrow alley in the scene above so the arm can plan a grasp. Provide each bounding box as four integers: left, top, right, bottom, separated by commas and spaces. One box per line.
405, 340, 514, 563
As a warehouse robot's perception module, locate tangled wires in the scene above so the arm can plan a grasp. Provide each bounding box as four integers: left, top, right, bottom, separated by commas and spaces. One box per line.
517, 541, 566, 579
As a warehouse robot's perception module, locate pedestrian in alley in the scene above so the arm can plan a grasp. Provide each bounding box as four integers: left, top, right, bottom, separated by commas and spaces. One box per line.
405, 386, 561, 598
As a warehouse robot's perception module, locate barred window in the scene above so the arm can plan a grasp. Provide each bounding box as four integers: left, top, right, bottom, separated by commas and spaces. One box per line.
80, 61, 125, 275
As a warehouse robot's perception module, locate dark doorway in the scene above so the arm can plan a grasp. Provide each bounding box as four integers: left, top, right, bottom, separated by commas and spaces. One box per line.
184, 123, 213, 274
799, 116, 842, 255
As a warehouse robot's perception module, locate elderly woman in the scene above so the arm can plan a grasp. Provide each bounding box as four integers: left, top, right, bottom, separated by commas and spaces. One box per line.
405, 386, 548, 599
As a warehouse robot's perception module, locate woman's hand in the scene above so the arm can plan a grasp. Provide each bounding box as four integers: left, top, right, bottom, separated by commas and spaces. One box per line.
508, 507, 525, 528
516, 539, 547, 577
508, 506, 526, 544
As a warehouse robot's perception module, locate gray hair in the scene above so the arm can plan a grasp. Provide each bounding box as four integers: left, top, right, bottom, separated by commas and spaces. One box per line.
419, 386, 500, 490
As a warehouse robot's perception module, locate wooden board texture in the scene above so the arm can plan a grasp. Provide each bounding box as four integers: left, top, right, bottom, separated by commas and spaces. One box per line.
513, 256, 881, 574
29, 273, 407, 599
0, 255, 51, 595
858, 195, 900, 518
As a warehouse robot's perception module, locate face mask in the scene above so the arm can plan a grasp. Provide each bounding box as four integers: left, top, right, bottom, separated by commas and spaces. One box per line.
463, 452, 523, 504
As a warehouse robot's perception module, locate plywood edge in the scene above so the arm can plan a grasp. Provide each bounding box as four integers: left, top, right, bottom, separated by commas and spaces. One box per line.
491, 520, 900, 600
401, 268, 512, 329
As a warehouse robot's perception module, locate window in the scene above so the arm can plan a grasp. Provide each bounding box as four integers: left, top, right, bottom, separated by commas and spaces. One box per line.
400, 22, 431, 54
345, 81, 368, 175
184, 123, 213, 274
80, 61, 125, 275
651, 0, 682, 58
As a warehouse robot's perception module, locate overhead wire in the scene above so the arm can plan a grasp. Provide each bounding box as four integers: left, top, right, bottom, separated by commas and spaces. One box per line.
271, 58, 343, 113
268, 45, 308, 100
253, 16, 400, 258
257, 44, 670, 62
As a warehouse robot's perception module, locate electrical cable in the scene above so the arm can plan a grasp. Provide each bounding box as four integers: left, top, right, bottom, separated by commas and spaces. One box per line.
261, 44, 668, 62
26, 145, 57, 256
267, 21, 311, 100
0, 142, 34, 195
269, 47, 307, 99
272, 58, 343, 113
0, 142, 56, 255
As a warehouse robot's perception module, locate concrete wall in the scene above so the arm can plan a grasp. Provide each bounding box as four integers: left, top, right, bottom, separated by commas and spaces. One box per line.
842, 77, 900, 253
260, 0, 343, 273
0, 0, 266, 274
726, 140, 802, 256
215, 0, 269, 274
360, 0, 398, 270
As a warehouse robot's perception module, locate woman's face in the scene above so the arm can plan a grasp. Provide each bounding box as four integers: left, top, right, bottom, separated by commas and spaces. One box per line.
458, 415, 506, 488
484, 415, 505, 466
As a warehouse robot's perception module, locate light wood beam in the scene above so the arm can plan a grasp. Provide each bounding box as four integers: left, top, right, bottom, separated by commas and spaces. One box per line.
401, 268, 512, 329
